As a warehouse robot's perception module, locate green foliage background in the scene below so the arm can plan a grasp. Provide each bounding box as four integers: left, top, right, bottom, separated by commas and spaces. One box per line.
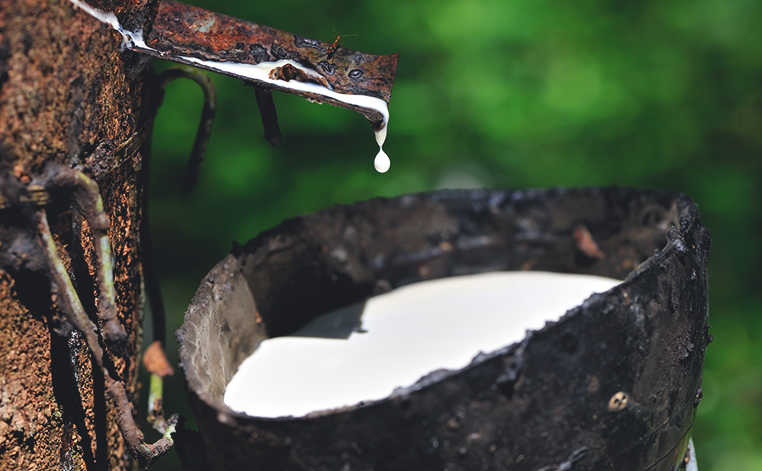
144, 0, 762, 469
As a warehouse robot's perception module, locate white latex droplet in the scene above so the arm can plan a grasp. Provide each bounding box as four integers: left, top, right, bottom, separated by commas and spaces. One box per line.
374, 149, 390, 173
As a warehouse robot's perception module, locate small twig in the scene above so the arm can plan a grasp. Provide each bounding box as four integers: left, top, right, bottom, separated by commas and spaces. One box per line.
106, 372, 178, 468
253, 86, 282, 147
39, 207, 177, 468
30, 166, 178, 468
157, 67, 217, 192
44, 166, 128, 351
147, 372, 169, 433
144, 340, 174, 434
39, 208, 105, 361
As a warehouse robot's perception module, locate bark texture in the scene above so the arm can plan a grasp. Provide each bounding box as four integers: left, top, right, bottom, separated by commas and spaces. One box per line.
0, 0, 154, 468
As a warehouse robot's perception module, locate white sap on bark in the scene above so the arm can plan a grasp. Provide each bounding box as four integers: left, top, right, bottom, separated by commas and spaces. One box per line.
224, 271, 621, 418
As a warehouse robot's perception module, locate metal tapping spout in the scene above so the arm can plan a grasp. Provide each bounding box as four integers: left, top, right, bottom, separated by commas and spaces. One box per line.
70, 0, 398, 130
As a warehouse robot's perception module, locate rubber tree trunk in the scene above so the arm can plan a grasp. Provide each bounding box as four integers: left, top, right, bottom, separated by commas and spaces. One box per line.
0, 0, 154, 468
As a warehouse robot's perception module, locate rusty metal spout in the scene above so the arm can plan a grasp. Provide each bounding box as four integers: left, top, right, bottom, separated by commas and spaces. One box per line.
71, 0, 398, 143
139, 0, 397, 125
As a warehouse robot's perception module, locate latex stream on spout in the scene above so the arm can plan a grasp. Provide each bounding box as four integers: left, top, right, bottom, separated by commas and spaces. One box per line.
69, 0, 392, 173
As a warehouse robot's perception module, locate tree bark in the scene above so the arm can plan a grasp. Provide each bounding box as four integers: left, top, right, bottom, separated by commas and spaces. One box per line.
0, 0, 154, 468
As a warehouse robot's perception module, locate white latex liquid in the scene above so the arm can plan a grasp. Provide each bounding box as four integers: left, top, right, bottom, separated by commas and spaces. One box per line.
68, 0, 391, 173
374, 149, 390, 173
224, 271, 621, 418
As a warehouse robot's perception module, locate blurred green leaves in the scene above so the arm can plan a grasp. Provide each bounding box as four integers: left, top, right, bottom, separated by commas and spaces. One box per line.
146, 0, 762, 469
